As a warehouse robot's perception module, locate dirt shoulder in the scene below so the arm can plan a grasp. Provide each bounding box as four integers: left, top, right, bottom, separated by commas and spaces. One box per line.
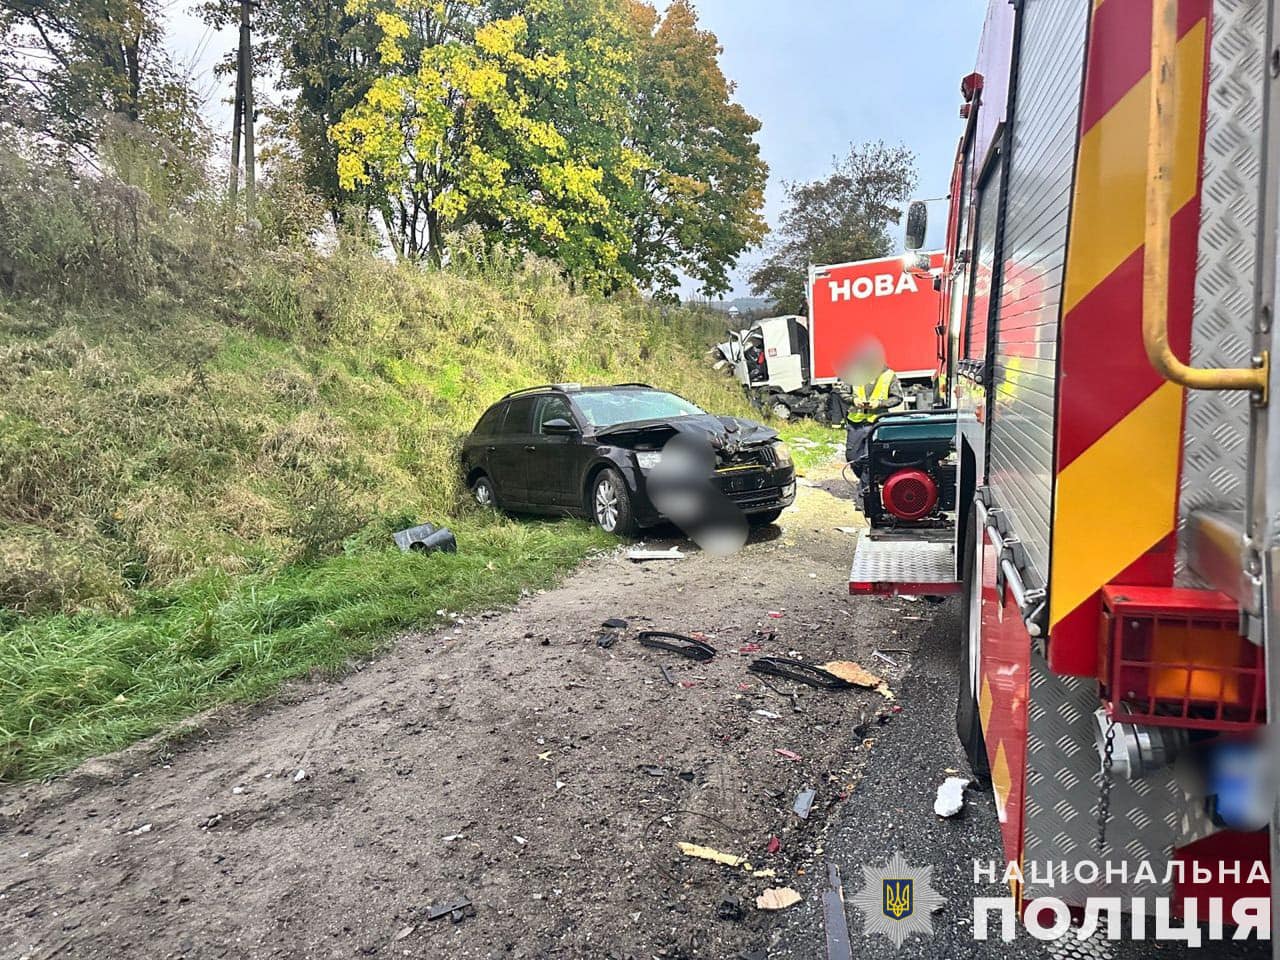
1, 460, 938, 960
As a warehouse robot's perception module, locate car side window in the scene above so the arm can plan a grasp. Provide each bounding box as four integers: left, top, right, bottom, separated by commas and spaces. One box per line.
535, 396, 575, 435
503, 397, 536, 434
473, 404, 506, 436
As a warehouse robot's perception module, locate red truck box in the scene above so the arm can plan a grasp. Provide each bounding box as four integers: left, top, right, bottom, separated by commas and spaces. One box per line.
807, 252, 943, 384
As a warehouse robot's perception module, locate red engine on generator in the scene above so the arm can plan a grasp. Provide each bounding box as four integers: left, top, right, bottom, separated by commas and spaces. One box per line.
881, 468, 939, 521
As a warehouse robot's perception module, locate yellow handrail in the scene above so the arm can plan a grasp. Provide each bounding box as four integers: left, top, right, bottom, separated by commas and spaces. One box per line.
1143, 0, 1268, 397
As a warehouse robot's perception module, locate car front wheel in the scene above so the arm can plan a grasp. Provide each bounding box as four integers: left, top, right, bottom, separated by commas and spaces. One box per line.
591, 468, 637, 537
471, 473, 497, 509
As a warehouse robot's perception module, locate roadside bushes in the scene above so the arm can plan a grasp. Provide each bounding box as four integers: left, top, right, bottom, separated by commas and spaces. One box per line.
0, 140, 231, 306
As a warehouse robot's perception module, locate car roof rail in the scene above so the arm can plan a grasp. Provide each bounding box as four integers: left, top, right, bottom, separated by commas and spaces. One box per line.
499, 384, 574, 401
610, 382, 655, 389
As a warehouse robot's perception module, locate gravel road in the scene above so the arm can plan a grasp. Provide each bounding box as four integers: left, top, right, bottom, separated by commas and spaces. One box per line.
2, 459, 1240, 959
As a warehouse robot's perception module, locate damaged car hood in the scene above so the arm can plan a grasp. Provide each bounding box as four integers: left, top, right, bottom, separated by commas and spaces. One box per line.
595, 414, 777, 455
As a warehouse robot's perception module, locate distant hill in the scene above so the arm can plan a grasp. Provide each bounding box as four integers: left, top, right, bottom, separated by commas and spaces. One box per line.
706, 297, 773, 314
687, 297, 776, 323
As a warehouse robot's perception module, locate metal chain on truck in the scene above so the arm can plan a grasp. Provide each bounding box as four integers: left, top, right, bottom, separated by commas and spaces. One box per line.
1095, 720, 1116, 852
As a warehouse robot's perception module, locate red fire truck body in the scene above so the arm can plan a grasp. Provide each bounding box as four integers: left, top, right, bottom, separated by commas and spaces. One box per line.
850, 0, 1277, 932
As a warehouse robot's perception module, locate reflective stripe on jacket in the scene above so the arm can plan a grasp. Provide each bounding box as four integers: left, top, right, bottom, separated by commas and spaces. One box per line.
847, 369, 898, 424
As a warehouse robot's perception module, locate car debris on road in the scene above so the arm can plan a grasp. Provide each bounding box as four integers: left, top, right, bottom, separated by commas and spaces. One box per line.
820, 660, 883, 689
677, 842, 749, 868
821, 863, 854, 960
627, 546, 686, 561
716, 896, 745, 922
638, 630, 716, 661
426, 896, 475, 923
792, 788, 816, 820
755, 887, 802, 911
748, 657, 855, 691
933, 776, 970, 817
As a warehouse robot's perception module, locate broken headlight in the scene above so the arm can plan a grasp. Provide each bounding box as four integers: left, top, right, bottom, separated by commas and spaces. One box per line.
635, 451, 663, 471
771, 440, 792, 466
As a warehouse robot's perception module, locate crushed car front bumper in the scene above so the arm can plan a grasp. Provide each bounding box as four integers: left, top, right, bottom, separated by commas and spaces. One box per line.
629, 464, 796, 526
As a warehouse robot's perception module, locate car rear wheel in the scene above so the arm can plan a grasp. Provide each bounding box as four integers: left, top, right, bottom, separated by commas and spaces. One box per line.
770, 399, 792, 420
471, 474, 497, 509
591, 468, 637, 537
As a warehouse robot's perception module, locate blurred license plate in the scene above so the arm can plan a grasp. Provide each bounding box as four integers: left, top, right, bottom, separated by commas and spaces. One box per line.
718, 472, 766, 493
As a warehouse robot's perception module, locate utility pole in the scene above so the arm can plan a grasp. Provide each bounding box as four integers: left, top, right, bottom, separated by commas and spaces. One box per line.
228, 12, 243, 203
228, 0, 256, 218
240, 0, 255, 219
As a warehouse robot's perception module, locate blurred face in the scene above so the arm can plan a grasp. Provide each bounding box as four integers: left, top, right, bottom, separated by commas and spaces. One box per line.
849, 345, 886, 384
837, 336, 888, 385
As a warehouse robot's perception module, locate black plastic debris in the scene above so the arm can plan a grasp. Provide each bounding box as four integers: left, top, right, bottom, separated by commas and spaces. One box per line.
747, 657, 852, 690
638, 631, 716, 662
394, 523, 458, 554
822, 863, 853, 960
602, 617, 629, 630
426, 896, 474, 923
717, 897, 744, 922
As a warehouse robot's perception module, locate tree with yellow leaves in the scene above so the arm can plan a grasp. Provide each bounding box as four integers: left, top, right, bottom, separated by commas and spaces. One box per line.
330, 0, 765, 294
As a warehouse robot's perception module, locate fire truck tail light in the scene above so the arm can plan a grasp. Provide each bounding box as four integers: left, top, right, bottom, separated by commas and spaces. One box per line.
1100, 586, 1265, 732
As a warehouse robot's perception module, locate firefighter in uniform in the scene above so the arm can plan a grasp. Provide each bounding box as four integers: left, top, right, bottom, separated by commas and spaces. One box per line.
844, 345, 903, 482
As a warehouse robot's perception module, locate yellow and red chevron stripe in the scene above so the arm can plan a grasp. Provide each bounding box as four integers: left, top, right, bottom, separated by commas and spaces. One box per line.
1047, 0, 1210, 676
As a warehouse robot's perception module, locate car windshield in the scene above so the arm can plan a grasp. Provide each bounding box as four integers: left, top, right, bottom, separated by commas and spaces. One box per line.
573, 390, 705, 428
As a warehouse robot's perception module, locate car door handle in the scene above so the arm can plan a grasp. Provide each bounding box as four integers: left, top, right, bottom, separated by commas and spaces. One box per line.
487, 445, 496, 452
524, 444, 537, 452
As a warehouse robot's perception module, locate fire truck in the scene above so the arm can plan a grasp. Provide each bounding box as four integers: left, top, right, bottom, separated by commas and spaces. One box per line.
849, 0, 1277, 938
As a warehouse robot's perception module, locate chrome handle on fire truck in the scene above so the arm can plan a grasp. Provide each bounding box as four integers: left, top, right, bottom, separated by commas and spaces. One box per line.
1144, 0, 1269, 399
976, 500, 1046, 637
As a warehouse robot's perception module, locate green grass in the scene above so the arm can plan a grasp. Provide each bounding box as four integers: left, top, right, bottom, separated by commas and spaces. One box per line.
0, 516, 611, 780
777, 421, 844, 471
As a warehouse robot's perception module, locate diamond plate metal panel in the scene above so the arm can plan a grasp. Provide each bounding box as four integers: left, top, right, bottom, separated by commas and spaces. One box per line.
1178, 0, 1266, 582
848, 538, 955, 585
1051, 934, 1115, 960
1021, 654, 1217, 906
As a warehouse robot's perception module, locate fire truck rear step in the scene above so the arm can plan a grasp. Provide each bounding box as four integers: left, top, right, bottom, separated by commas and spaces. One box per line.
848, 537, 960, 596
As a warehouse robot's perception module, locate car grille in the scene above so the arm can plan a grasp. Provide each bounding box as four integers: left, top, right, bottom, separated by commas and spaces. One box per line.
716, 444, 774, 469
727, 487, 786, 508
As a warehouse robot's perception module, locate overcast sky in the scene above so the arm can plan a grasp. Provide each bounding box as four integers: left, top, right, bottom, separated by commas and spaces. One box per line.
164, 0, 988, 298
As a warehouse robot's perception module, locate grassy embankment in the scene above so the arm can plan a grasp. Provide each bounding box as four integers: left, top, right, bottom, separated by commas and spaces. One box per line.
0, 235, 840, 781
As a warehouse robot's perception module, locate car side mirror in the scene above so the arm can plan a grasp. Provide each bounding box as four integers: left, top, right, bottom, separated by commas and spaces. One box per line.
542, 417, 577, 435
904, 200, 928, 251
